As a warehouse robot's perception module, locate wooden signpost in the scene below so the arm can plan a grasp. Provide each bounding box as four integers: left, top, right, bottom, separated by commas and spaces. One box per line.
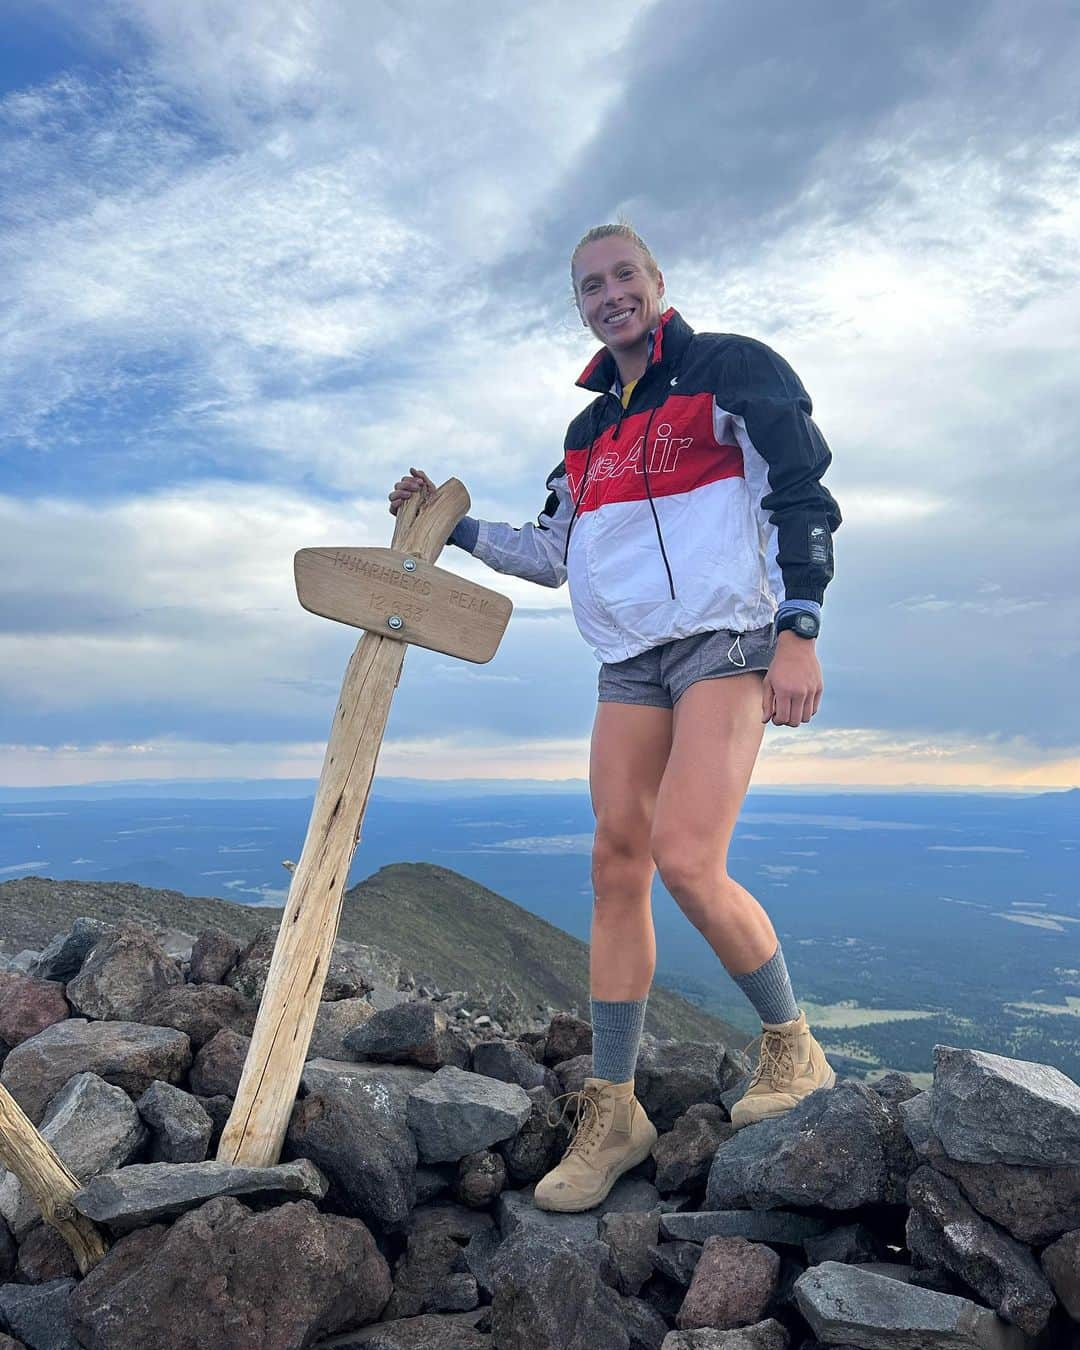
217, 478, 511, 1167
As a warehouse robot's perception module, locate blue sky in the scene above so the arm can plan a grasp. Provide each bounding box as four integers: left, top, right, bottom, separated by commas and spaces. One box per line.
1, 0, 1078, 790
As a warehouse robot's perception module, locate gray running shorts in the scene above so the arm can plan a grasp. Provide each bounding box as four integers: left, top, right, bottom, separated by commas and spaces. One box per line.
597, 624, 777, 709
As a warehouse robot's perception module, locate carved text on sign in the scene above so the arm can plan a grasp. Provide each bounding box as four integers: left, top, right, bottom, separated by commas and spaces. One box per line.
333, 551, 432, 596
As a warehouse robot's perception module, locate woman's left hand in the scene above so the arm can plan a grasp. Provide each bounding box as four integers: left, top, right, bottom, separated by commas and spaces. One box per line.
761, 632, 823, 727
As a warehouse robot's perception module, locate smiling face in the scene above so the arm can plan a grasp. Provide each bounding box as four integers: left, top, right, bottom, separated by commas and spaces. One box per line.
572, 235, 666, 372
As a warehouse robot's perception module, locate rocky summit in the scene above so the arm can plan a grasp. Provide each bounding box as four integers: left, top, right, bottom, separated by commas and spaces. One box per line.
0, 887, 1078, 1349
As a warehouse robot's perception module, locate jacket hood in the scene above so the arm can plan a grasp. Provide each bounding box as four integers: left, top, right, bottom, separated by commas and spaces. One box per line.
575, 307, 695, 393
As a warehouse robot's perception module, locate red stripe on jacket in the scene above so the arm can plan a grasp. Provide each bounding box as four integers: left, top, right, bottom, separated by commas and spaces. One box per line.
565, 391, 744, 512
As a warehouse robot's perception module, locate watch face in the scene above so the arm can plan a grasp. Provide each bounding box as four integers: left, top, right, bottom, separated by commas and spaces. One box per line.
797, 614, 817, 634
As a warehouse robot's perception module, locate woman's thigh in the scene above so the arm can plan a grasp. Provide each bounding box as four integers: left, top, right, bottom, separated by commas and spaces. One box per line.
651, 673, 766, 880
590, 701, 673, 861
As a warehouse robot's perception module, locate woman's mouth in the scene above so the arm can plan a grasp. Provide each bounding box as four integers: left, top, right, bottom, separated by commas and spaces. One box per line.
603, 307, 636, 329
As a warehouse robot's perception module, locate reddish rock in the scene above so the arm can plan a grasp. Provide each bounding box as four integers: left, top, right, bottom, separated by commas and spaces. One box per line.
189, 1028, 251, 1098
676, 1235, 781, 1331
0, 973, 69, 1047
136, 983, 256, 1050
188, 928, 243, 986
70, 1196, 391, 1350
16, 1221, 80, 1283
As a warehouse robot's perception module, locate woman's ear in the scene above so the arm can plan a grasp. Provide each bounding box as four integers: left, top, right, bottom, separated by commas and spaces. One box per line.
656, 268, 666, 300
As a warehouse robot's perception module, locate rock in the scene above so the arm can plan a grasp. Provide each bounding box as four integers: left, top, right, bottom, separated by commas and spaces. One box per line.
315, 1310, 489, 1347
620, 1293, 672, 1350
543, 1012, 593, 1065
598, 1211, 660, 1296
676, 1236, 780, 1331
803, 1222, 885, 1266
661, 1211, 830, 1247
380, 1203, 492, 1321
0, 973, 69, 1047
462, 1224, 504, 1300
189, 1027, 250, 1097
489, 1227, 630, 1350
286, 1088, 417, 1230
902, 1097, 1080, 1244
906, 1166, 1057, 1336
70, 1197, 391, 1349
653, 1103, 734, 1194
496, 1085, 566, 1184
0, 1220, 13, 1282
188, 927, 243, 985
136, 1081, 214, 1163
1040, 1229, 1080, 1320
649, 1240, 704, 1287
308, 998, 377, 1060
706, 1081, 913, 1211
28, 918, 109, 982
660, 1321, 790, 1349
300, 1058, 434, 1124
150, 927, 196, 962
635, 1039, 750, 1132
794, 1260, 1038, 1349
0, 1278, 78, 1350
0, 1019, 190, 1123
14, 1222, 80, 1284
344, 1002, 470, 1071
470, 1039, 553, 1091
0, 1072, 147, 1239
65, 927, 183, 1021
224, 926, 278, 1001
135, 983, 256, 1049
454, 1150, 506, 1208
407, 1065, 532, 1164
6, 953, 38, 975
194, 1093, 233, 1154
495, 1176, 662, 1250
72, 1157, 328, 1233
930, 1045, 1080, 1167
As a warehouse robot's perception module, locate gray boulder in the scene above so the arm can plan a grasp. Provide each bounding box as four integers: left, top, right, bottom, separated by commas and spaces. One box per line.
286, 1087, 417, 1229
188, 927, 243, 985
407, 1065, 532, 1164
496, 1084, 566, 1184
489, 1227, 630, 1350
189, 1027, 250, 1096
136, 1080, 214, 1163
495, 1175, 661, 1250
794, 1260, 1038, 1349
0, 1071, 146, 1238
344, 1001, 470, 1070
308, 997, 376, 1060
930, 1045, 1080, 1167
659, 1322, 790, 1349
1, 1015, 190, 1123
72, 1158, 327, 1232
65, 928, 183, 1021
28, 917, 109, 982
661, 1210, 829, 1247
300, 1058, 433, 1126
380, 1202, 492, 1321
135, 982, 256, 1049
906, 1165, 1057, 1336
635, 1039, 750, 1132
706, 1081, 913, 1211
653, 1103, 734, 1194
0, 1278, 79, 1350
1039, 1229, 1080, 1321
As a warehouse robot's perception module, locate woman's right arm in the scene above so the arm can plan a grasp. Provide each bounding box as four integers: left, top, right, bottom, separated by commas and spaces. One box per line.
389, 464, 572, 589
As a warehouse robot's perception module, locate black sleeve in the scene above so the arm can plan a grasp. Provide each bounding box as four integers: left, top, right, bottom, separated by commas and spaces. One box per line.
724, 339, 842, 604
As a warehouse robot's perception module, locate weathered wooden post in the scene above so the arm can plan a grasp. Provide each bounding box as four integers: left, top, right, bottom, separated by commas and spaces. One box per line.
217, 478, 511, 1166
0, 1083, 108, 1272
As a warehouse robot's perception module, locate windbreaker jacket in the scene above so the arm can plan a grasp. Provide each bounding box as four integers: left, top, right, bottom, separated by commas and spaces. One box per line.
472, 308, 841, 664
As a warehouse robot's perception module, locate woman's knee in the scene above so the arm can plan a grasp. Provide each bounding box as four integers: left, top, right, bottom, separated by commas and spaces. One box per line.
650, 827, 727, 902
592, 820, 654, 892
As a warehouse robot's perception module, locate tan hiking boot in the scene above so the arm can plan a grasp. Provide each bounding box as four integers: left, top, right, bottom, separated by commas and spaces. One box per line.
533, 1076, 658, 1213
729, 1007, 837, 1129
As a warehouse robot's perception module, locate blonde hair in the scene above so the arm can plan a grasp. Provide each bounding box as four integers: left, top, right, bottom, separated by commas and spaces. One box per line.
569, 222, 661, 298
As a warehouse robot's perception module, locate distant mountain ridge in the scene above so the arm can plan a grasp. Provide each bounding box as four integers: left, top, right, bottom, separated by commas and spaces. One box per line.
0, 862, 747, 1046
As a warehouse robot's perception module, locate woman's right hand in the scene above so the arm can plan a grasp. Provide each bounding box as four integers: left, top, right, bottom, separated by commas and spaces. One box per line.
389, 466, 436, 515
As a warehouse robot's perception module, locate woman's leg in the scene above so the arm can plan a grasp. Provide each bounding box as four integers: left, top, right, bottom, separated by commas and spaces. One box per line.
650, 672, 779, 977
588, 701, 672, 998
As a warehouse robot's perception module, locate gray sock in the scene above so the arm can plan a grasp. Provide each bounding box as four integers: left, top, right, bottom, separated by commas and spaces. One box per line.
732, 942, 800, 1025
590, 996, 648, 1083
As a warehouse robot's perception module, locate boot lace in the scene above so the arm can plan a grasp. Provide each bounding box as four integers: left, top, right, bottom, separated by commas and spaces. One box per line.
546, 1087, 605, 1158
744, 1028, 796, 1089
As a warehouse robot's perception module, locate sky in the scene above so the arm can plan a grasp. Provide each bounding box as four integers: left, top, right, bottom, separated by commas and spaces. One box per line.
1, 0, 1078, 792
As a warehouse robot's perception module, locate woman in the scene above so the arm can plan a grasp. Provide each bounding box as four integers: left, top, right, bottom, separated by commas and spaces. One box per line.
390, 223, 842, 1214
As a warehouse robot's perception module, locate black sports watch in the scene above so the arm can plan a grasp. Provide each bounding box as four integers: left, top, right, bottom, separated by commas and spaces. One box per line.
775, 610, 820, 640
